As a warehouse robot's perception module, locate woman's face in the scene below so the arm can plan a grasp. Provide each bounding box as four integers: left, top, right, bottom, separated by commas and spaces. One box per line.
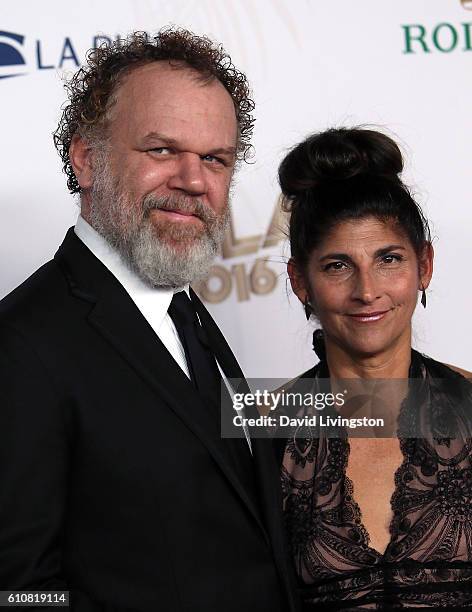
289, 216, 433, 359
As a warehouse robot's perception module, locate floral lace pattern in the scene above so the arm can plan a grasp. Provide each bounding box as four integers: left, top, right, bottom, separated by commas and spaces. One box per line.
281, 351, 472, 609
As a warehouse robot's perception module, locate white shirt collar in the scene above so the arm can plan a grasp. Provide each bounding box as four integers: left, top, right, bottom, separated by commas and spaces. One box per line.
74, 214, 188, 334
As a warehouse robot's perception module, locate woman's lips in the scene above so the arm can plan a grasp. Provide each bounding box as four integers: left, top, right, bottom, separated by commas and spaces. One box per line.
347, 310, 390, 323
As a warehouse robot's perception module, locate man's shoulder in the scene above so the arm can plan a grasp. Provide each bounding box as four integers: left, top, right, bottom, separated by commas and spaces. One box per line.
0, 227, 104, 333
0, 257, 67, 331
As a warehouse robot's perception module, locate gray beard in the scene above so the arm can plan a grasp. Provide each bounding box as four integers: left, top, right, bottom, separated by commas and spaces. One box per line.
87, 156, 229, 289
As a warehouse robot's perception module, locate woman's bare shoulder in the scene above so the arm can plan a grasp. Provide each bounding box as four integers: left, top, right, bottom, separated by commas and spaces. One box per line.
444, 363, 472, 379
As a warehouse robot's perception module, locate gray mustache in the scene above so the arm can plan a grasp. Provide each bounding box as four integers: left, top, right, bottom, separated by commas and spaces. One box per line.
142, 195, 217, 223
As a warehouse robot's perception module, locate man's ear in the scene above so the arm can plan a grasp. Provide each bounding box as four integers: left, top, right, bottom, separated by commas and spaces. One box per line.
419, 242, 434, 290
69, 134, 94, 190
287, 258, 309, 304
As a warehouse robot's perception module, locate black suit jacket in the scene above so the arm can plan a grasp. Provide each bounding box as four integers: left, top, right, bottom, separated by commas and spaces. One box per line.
0, 229, 299, 612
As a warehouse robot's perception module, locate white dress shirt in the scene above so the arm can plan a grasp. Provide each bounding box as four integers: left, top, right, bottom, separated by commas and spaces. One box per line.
75, 215, 191, 378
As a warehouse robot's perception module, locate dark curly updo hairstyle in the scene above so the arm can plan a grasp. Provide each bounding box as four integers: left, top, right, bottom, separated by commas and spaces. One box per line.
278, 127, 431, 273
54, 27, 255, 194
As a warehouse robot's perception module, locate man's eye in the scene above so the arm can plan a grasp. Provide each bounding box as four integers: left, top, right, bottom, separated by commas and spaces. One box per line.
150, 147, 171, 155
202, 154, 223, 164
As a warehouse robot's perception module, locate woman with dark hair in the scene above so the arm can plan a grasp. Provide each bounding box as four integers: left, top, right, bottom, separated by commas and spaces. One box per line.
277, 127, 472, 609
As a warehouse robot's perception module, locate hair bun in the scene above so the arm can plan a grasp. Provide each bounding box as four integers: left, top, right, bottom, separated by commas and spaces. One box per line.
279, 127, 404, 199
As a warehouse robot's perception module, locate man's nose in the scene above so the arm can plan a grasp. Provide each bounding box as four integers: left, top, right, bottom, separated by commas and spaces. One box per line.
167, 152, 207, 196
351, 269, 381, 304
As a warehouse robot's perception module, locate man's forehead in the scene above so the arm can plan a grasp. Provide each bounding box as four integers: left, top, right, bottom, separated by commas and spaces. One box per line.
109, 61, 237, 147
113, 62, 234, 118
120, 61, 201, 94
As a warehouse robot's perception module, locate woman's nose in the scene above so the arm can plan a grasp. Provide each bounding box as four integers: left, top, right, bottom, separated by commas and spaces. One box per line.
351, 269, 381, 304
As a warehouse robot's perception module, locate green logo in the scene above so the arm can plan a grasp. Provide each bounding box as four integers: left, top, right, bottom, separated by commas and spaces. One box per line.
402, 22, 472, 53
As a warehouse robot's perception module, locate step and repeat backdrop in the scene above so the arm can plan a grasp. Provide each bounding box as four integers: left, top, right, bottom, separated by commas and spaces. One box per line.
1, 0, 471, 377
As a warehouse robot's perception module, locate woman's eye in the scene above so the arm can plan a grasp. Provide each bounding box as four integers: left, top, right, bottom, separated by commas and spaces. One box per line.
381, 254, 402, 264
324, 261, 348, 272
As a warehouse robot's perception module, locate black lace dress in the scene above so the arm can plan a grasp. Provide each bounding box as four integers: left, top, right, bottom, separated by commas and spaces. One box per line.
280, 349, 472, 610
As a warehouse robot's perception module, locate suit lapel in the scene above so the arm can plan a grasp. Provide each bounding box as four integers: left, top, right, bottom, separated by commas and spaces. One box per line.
191, 290, 299, 608
190, 288, 245, 380
55, 230, 266, 538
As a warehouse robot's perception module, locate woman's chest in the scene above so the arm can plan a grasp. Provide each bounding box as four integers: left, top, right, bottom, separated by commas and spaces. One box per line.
345, 438, 404, 554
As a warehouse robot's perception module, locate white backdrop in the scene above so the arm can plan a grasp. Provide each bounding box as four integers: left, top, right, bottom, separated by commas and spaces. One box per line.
1, 0, 471, 378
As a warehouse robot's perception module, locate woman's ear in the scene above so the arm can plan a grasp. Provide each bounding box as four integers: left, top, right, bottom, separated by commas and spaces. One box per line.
287, 258, 309, 304
419, 242, 434, 290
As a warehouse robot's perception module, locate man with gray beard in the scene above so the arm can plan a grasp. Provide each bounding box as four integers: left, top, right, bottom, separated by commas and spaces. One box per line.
89, 148, 229, 288
0, 28, 298, 612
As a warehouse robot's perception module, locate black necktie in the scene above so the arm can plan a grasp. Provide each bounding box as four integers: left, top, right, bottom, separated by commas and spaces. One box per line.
168, 291, 221, 413
168, 291, 255, 487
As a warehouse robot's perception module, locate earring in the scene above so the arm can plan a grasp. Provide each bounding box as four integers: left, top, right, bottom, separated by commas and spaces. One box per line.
421, 286, 427, 309
304, 296, 313, 320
